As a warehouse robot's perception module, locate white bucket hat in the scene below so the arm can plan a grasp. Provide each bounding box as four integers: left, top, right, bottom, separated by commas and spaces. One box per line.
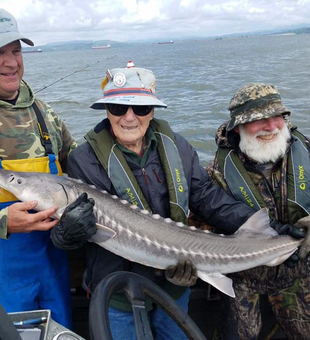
91, 61, 167, 109
0, 9, 34, 48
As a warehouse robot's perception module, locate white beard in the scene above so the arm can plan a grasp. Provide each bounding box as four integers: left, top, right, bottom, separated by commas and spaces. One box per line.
238, 124, 290, 164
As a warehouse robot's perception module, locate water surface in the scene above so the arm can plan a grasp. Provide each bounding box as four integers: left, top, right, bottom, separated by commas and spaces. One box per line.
23, 34, 310, 166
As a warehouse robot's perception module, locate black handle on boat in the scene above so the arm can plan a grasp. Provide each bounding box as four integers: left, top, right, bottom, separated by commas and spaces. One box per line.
89, 271, 207, 340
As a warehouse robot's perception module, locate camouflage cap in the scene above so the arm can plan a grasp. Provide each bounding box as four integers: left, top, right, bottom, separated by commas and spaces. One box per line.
227, 83, 291, 131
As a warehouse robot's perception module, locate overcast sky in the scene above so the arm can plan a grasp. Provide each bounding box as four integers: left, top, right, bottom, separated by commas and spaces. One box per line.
2, 0, 310, 46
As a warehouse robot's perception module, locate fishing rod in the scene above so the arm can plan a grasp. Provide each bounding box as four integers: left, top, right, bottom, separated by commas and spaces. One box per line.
34, 54, 116, 94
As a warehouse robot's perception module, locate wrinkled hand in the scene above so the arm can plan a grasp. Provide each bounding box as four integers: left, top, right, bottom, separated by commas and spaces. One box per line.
51, 193, 97, 250
165, 260, 198, 286
7, 201, 58, 233
294, 216, 310, 259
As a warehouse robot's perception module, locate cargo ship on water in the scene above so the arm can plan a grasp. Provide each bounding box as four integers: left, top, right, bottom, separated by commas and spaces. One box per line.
22, 48, 42, 53
158, 40, 174, 44
91, 44, 111, 49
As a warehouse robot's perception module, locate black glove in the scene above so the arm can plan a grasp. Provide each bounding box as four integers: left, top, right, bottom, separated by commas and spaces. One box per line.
283, 249, 300, 268
270, 221, 305, 267
51, 193, 97, 250
165, 260, 198, 286
270, 220, 305, 239
294, 216, 310, 259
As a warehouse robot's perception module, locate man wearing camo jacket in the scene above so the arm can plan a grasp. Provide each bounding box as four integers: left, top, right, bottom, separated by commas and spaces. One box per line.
207, 83, 310, 340
0, 8, 96, 328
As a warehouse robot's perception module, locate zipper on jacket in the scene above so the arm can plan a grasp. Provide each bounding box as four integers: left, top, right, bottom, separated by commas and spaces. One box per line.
141, 168, 149, 185
273, 173, 279, 189
263, 177, 281, 221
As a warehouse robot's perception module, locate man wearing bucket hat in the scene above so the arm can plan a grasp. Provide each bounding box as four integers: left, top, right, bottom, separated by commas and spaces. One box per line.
52, 61, 261, 340
206, 83, 310, 339
0, 8, 97, 328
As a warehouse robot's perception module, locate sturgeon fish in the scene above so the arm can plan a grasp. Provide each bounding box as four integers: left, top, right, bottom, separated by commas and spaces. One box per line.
0, 170, 302, 297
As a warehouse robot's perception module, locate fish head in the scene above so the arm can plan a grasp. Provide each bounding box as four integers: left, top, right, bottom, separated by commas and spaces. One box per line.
0, 170, 70, 219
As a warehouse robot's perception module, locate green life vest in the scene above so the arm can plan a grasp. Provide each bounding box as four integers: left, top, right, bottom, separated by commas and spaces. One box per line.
216, 130, 310, 224
85, 118, 190, 311
85, 118, 189, 224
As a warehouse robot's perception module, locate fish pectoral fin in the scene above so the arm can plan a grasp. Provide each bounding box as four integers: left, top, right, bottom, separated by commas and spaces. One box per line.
198, 271, 235, 298
88, 223, 116, 243
236, 208, 278, 238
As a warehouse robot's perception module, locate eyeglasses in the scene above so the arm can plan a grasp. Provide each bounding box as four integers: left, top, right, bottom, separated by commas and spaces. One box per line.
105, 104, 154, 116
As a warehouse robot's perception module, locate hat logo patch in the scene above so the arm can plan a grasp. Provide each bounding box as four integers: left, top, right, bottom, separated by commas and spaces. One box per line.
113, 73, 126, 87
0, 17, 14, 30
0, 18, 12, 23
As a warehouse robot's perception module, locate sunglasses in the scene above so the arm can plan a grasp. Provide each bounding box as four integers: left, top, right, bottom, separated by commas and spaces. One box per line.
105, 104, 154, 116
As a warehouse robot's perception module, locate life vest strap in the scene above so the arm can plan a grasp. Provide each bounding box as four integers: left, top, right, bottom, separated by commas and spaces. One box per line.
32, 101, 54, 155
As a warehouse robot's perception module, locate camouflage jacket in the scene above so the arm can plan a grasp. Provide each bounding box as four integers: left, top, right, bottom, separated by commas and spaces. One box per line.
206, 121, 310, 228
0, 80, 77, 239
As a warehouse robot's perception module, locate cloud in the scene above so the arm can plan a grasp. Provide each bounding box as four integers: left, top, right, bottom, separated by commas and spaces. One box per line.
2, 0, 310, 45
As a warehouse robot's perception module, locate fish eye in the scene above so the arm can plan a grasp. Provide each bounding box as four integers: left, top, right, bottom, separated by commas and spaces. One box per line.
17, 179, 22, 184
